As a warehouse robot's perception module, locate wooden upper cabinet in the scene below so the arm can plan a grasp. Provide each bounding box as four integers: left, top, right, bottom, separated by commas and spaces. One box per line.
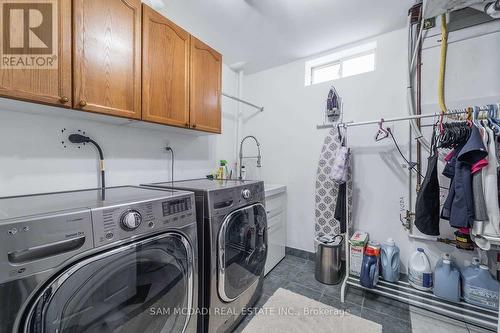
142, 5, 189, 127
0, 0, 72, 107
73, 0, 142, 119
190, 36, 222, 134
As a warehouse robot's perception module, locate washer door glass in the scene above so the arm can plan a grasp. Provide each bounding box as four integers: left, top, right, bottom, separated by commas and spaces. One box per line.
218, 204, 267, 302
25, 233, 193, 333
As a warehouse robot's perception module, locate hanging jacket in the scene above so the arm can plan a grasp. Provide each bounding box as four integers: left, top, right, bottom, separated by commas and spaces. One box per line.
442, 125, 487, 228
415, 129, 441, 236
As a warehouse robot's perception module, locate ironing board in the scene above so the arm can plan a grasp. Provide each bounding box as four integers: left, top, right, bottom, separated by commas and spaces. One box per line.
314, 128, 352, 238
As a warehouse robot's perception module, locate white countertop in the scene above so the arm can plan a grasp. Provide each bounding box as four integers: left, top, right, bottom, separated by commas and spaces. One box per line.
264, 184, 287, 197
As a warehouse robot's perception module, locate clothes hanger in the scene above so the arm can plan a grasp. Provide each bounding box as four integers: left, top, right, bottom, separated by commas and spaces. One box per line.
374, 118, 389, 141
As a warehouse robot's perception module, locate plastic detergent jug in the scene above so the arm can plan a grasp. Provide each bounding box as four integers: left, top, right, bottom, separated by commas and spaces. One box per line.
463, 265, 500, 310
461, 257, 481, 281
435, 253, 453, 270
433, 258, 461, 302
381, 238, 400, 282
360, 241, 381, 289
409, 248, 433, 291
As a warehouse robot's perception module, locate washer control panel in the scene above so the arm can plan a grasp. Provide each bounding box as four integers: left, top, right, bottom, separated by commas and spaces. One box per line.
210, 181, 265, 218
120, 210, 142, 230
242, 189, 252, 199
92, 194, 195, 246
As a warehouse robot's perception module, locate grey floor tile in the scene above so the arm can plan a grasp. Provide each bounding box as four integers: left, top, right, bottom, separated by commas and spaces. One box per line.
283, 280, 323, 302
326, 285, 365, 306
287, 265, 329, 293
361, 307, 412, 333
363, 291, 411, 322
280, 255, 309, 268
303, 258, 315, 271
261, 273, 289, 296
410, 308, 468, 333
254, 292, 271, 308
321, 281, 343, 298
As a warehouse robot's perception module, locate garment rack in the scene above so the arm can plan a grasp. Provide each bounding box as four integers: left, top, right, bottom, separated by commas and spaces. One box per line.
316, 109, 476, 129
222, 92, 264, 112
334, 105, 499, 332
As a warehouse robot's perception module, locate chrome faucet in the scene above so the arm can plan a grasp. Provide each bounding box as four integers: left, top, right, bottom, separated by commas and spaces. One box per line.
239, 135, 261, 179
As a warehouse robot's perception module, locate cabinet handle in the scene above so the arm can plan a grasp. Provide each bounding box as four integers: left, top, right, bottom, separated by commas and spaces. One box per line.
59, 96, 69, 103
79, 100, 87, 107
185, 123, 189, 127
192, 124, 197, 129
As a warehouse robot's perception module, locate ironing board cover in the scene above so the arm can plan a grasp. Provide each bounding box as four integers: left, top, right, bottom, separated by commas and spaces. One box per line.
315, 128, 353, 237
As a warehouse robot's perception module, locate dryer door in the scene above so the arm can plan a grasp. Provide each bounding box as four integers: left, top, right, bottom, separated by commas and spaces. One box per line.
23, 233, 194, 333
218, 203, 267, 302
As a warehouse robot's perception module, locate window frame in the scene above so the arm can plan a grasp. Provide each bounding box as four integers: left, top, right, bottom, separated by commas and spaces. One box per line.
305, 42, 377, 86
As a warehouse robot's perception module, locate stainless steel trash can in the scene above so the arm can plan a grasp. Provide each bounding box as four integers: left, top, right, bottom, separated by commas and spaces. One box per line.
315, 234, 344, 285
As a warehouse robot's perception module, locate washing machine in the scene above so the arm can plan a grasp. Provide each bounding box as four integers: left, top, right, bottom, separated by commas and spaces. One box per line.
0, 186, 198, 333
143, 179, 267, 333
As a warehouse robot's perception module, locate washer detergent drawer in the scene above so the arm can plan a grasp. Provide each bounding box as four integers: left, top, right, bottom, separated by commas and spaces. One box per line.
218, 203, 267, 302
0, 210, 93, 284
23, 233, 194, 333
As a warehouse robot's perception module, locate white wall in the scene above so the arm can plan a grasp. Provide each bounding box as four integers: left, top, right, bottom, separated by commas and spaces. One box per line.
0, 64, 240, 197
241, 22, 500, 271
241, 29, 412, 265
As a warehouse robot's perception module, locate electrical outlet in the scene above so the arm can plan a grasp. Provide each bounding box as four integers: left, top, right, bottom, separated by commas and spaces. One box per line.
60, 128, 87, 150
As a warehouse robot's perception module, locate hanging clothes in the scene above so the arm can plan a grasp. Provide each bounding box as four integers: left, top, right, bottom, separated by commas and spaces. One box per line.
441, 124, 486, 228
471, 126, 490, 237
481, 124, 500, 236
334, 182, 347, 234
456, 125, 489, 230
440, 143, 475, 228
415, 128, 441, 236
330, 141, 350, 184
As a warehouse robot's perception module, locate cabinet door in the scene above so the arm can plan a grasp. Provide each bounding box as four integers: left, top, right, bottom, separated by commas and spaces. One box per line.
142, 5, 189, 127
73, 0, 141, 119
0, 0, 72, 107
189, 36, 222, 133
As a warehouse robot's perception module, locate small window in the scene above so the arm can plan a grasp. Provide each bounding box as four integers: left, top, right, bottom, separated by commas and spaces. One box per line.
342, 53, 375, 78
305, 42, 376, 86
311, 62, 341, 85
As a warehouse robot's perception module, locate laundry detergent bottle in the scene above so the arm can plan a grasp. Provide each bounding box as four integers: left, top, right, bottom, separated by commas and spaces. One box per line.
463, 265, 500, 310
435, 253, 453, 270
381, 238, 400, 282
433, 258, 461, 302
360, 241, 381, 288
409, 248, 433, 291
462, 257, 481, 278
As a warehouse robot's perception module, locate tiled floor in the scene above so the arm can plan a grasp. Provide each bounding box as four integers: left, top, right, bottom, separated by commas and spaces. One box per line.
233, 254, 493, 333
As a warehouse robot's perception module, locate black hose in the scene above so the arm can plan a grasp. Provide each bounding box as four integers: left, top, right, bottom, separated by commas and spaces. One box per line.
68, 134, 106, 195
387, 128, 448, 191
166, 147, 174, 184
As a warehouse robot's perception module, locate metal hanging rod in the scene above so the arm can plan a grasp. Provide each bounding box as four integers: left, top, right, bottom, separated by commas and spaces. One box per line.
316, 108, 492, 129
222, 92, 264, 112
